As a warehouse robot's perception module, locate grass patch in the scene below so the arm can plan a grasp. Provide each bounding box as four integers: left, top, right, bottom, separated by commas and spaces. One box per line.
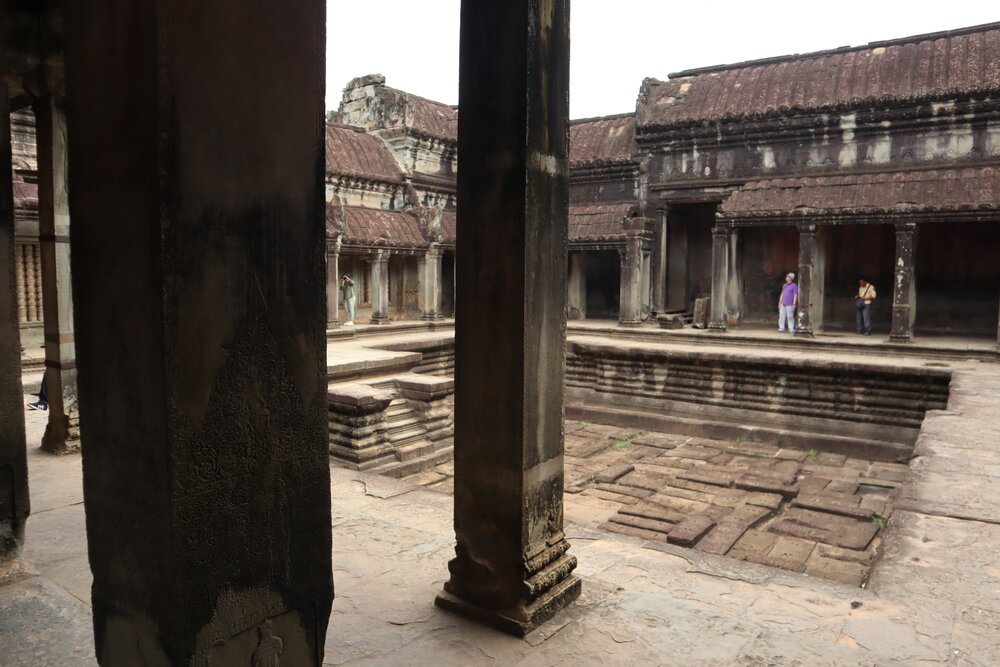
574, 420, 589, 427
610, 439, 631, 450
807, 449, 818, 459
872, 512, 886, 529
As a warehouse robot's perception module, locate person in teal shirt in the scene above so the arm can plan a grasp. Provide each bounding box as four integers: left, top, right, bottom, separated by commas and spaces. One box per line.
341, 274, 356, 325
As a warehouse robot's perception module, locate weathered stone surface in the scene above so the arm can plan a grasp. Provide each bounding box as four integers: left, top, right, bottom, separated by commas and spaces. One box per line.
657, 313, 684, 329
769, 509, 879, 550
328, 384, 395, 415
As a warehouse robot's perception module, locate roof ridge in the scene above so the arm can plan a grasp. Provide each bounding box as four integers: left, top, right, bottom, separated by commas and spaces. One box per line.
570, 112, 635, 125
668, 21, 1000, 79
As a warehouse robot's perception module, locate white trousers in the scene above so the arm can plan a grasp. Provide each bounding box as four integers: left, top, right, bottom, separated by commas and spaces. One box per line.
778, 305, 796, 332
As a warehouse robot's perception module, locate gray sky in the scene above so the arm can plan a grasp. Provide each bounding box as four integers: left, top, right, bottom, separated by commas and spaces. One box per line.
326, 2, 998, 119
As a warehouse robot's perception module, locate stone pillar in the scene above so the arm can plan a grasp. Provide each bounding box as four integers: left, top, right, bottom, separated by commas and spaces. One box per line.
0, 27, 30, 562
619, 235, 643, 327
652, 206, 669, 314
794, 223, 818, 337
724, 227, 742, 326
327, 385, 394, 469
708, 223, 729, 331
420, 244, 444, 321
889, 222, 918, 343
437, 0, 580, 636
369, 249, 390, 324
34, 97, 80, 454
326, 236, 341, 327
65, 2, 333, 663
567, 251, 587, 319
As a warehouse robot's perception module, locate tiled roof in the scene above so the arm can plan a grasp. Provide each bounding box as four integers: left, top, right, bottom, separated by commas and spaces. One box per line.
570, 114, 637, 165
639, 22, 1000, 128
720, 167, 1000, 218
401, 91, 458, 142
569, 203, 637, 240
341, 206, 426, 247
326, 123, 404, 184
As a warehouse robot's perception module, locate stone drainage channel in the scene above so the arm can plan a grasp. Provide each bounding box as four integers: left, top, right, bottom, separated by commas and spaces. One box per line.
328, 336, 952, 586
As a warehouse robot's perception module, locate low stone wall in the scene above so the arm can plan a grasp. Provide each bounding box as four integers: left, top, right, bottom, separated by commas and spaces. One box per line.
565, 340, 951, 461
328, 374, 454, 476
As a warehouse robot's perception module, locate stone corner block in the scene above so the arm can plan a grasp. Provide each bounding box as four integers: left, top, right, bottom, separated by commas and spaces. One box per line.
397, 374, 455, 401
327, 384, 394, 416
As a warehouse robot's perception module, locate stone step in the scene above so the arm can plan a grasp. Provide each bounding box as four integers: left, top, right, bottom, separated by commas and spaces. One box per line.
369, 445, 453, 479
387, 425, 427, 447
395, 439, 438, 461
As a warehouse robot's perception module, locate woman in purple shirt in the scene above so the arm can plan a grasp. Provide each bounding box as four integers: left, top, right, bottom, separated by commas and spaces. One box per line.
778, 272, 798, 333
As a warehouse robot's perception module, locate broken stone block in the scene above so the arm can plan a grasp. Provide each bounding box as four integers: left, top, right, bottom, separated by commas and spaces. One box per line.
769, 508, 879, 550
657, 313, 684, 329
728, 529, 779, 561
667, 515, 716, 547
691, 297, 710, 328
621, 501, 686, 524
610, 513, 675, 536
791, 494, 873, 521
804, 549, 868, 586
694, 520, 750, 555
734, 472, 798, 497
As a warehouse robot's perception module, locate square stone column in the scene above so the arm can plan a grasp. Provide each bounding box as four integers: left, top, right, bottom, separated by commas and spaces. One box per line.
794, 223, 818, 337
889, 222, 918, 343
0, 31, 30, 562
567, 251, 587, 319
709, 223, 729, 331
437, 0, 580, 636
651, 206, 670, 314
65, 2, 333, 664
419, 244, 444, 321
327, 236, 341, 327
618, 234, 643, 327
369, 249, 390, 324
724, 226, 743, 326
34, 96, 80, 453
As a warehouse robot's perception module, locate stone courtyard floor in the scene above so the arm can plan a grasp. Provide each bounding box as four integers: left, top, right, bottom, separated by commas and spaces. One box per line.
386, 424, 905, 587
4, 329, 1000, 664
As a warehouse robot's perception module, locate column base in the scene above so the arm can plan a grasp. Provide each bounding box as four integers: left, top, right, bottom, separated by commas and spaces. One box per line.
421, 313, 445, 322
436, 573, 581, 637
793, 329, 814, 338
888, 333, 912, 344
40, 415, 81, 455
368, 316, 390, 325
618, 319, 642, 328
707, 321, 728, 332
327, 319, 341, 328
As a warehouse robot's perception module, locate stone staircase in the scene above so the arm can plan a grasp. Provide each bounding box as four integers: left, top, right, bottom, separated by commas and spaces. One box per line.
329, 374, 454, 478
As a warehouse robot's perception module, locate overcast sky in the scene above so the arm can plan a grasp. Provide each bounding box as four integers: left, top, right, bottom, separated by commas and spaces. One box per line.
326, 2, 998, 119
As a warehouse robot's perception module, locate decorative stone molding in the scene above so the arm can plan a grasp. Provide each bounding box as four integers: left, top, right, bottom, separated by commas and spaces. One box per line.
327, 384, 395, 469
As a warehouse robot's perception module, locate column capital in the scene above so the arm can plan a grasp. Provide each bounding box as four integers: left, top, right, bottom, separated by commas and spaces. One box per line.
372, 248, 391, 263
797, 222, 818, 235
895, 221, 918, 233
326, 234, 342, 255
712, 223, 730, 238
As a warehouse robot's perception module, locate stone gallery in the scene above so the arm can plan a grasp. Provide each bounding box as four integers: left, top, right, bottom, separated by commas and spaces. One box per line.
3, 5, 1000, 665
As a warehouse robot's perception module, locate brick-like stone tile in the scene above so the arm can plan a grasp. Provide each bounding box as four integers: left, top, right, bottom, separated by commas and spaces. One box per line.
610, 513, 675, 535
816, 543, 874, 565
618, 469, 674, 491
631, 433, 686, 450
656, 484, 716, 503
765, 535, 817, 571
825, 479, 859, 495
798, 476, 832, 494
728, 529, 779, 561
744, 492, 783, 510
770, 508, 879, 550
710, 488, 747, 509
733, 473, 798, 497
594, 463, 634, 483
791, 494, 873, 520
815, 452, 847, 467
670, 445, 724, 461
647, 493, 712, 516
599, 522, 666, 542
694, 520, 751, 555
669, 477, 726, 494
804, 549, 868, 586
677, 469, 735, 488
565, 434, 612, 458
843, 457, 871, 471
775, 448, 808, 462
667, 515, 716, 547
580, 488, 636, 506
620, 502, 685, 524
594, 482, 652, 499
859, 496, 888, 515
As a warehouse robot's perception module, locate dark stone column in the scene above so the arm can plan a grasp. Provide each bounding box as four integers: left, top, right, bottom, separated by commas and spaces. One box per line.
0, 26, 30, 561
889, 222, 917, 343
794, 223, 817, 337
618, 235, 643, 327
708, 223, 728, 331
65, 2, 333, 664
327, 236, 341, 327
34, 96, 81, 453
437, 0, 580, 636
369, 249, 390, 324
651, 206, 669, 314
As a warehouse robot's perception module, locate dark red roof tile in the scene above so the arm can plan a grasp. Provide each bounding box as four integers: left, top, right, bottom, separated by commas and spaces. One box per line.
325, 123, 403, 184
570, 114, 637, 165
